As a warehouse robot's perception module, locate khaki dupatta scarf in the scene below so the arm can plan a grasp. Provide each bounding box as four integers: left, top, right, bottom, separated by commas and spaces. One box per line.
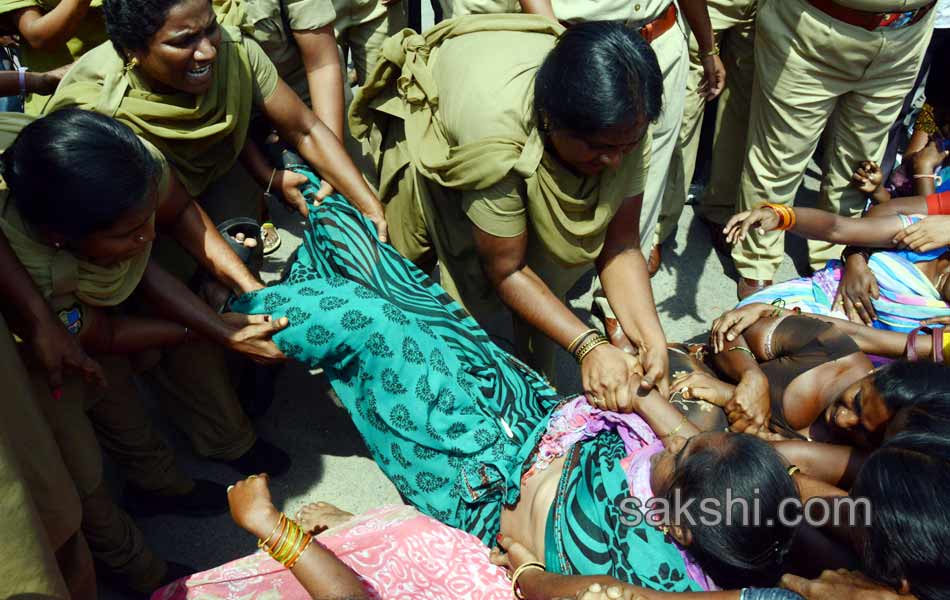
350, 14, 634, 265
0, 114, 149, 306
45, 27, 254, 197
212, 0, 253, 31
0, 196, 151, 307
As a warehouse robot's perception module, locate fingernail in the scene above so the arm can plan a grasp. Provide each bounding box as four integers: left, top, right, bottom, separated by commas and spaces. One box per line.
496, 533, 503, 543
51, 388, 62, 401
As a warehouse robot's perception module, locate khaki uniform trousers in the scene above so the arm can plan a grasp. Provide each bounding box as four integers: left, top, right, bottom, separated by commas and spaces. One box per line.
337, 3, 408, 86
0, 319, 91, 599
338, 3, 409, 187
732, 0, 935, 279
642, 14, 691, 250
23, 351, 187, 592
662, 0, 757, 235
591, 13, 689, 323
149, 162, 260, 461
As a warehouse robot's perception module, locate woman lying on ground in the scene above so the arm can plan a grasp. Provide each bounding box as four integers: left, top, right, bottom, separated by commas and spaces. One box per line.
677, 296, 950, 485
723, 202, 950, 333
830, 188, 950, 327
574, 357, 950, 600
226, 188, 816, 596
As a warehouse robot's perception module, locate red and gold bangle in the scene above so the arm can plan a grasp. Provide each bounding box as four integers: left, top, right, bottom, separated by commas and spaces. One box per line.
763, 203, 795, 231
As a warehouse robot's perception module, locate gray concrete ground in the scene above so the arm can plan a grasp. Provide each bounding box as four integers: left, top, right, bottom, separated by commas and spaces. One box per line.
102, 171, 817, 598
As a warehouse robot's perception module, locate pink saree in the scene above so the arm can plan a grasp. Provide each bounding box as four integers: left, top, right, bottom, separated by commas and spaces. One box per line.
152, 505, 512, 600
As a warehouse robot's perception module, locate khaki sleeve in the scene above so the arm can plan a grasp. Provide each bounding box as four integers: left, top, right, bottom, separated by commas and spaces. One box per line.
245, 37, 280, 104
287, 0, 336, 30
461, 174, 527, 238
622, 129, 652, 199
0, 0, 40, 18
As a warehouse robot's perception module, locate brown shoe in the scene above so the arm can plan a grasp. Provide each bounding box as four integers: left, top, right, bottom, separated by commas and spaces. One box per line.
698, 215, 730, 255
737, 277, 773, 300
603, 317, 638, 355
647, 244, 662, 278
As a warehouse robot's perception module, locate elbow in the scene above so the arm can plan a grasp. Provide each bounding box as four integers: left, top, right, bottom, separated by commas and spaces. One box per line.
481, 260, 523, 291
19, 27, 64, 50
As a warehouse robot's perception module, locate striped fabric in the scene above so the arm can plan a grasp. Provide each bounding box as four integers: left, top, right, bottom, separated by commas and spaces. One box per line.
739, 243, 950, 333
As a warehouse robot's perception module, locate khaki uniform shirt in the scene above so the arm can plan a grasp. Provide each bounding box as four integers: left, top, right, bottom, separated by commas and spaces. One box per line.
551, 0, 673, 26
434, 29, 650, 239
244, 0, 336, 98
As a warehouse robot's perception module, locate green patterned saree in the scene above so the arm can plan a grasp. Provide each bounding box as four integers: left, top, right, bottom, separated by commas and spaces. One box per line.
232, 193, 699, 592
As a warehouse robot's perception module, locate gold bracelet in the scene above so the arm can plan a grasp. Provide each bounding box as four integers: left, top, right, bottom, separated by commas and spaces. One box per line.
787, 465, 801, 477
511, 561, 546, 600
259, 513, 286, 549
285, 534, 314, 569
575, 337, 610, 364
573, 335, 604, 362
568, 328, 599, 354
727, 346, 756, 359
262, 515, 289, 552
265, 167, 278, 195
703, 43, 720, 57
661, 414, 689, 440
275, 524, 302, 564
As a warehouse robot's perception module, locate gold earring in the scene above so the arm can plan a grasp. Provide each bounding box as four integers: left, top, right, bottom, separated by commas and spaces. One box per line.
124, 56, 139, 73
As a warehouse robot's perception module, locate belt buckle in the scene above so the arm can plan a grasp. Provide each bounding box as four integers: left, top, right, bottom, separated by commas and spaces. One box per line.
875, 9, 916, 30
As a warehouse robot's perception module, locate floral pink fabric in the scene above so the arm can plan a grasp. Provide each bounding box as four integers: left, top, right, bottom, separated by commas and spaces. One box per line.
152, 505, 512, 600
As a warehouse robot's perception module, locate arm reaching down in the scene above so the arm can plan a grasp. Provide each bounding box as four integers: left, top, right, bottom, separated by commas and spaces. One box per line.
262, 79, 388, 242
724, 206, 907, 248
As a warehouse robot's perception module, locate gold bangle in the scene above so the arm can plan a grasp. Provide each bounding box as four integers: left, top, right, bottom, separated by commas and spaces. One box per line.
787, 465, 801, 477
703, 43, 720, 57
285, 534, 314, 569
661, 414, 689, 440
727, 346, 756, 358
269, 518, 295, 557
573, 335, 602, 361
575, 337, 610, 364
258, 513, 286, 549
511, 561, 546, 600
273, 521, 302, 563
568, 328, 599, 354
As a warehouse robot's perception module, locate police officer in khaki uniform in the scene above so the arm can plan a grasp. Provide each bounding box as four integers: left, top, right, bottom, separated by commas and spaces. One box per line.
439, 0, 722, 263
733, 0, 936, 298
0, 317, 93, 600
664, 0, 757, 247
429, 0, 721, 359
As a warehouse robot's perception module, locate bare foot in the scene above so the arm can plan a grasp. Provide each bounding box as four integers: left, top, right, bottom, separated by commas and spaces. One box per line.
295, 502, 354, 534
